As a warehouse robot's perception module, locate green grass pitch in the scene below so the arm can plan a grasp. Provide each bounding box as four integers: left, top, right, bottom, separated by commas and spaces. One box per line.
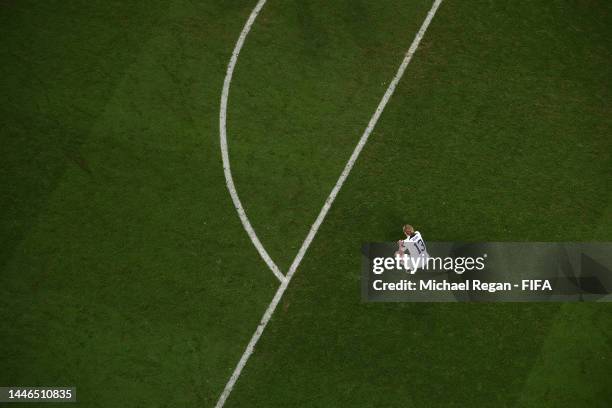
1, 0, 611, 407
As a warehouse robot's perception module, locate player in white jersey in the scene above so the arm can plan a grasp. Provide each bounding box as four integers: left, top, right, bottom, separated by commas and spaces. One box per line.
396, 224, 430, 272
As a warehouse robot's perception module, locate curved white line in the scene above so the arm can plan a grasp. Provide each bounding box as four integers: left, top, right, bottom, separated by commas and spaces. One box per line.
216, 0, 444, 406
219, 0, 285, 283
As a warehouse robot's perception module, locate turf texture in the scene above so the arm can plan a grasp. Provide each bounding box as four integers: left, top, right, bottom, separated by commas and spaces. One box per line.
1, 0, 610, 407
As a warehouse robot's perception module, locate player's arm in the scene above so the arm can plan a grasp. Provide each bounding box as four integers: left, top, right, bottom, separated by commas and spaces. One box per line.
396, 240, 405, 255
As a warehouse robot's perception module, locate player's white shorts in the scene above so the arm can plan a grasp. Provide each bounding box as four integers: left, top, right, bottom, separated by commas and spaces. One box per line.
405, 252, 431, 273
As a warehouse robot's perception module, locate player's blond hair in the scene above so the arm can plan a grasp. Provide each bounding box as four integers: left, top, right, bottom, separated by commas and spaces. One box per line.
403, 224, 414, 235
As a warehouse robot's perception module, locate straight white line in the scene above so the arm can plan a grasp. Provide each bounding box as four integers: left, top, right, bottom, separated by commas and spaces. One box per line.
214, 266, 290, 408
219, 0, 285, 284
216, 0, 443, 406
287, 0, 444, 279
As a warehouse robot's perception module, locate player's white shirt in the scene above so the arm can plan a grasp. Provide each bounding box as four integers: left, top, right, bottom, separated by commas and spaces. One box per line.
403, 231, 430, 267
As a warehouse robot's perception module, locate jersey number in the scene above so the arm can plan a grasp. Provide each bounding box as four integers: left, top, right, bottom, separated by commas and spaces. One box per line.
414, 239, 426, 254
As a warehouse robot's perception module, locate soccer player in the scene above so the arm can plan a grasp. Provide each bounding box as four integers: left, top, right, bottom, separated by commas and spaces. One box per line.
397, 224, 430, 272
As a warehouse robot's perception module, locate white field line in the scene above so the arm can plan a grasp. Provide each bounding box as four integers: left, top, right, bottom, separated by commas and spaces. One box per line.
216, 0, 443, 406
219, 0, 285, 283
